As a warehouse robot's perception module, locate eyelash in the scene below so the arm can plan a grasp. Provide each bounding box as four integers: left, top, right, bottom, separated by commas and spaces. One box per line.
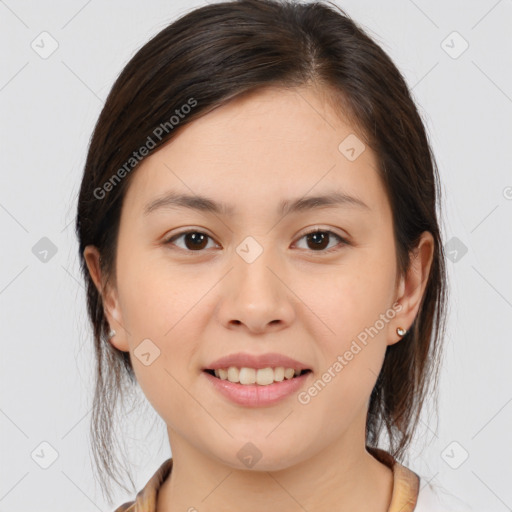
163, 227, 348, 255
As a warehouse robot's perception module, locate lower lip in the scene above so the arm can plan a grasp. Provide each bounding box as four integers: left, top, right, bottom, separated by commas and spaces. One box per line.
202, 370, 312, 407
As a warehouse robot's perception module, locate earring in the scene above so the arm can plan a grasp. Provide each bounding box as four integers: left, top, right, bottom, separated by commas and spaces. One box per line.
396, 327, 407, 337
108, 329, 116, 339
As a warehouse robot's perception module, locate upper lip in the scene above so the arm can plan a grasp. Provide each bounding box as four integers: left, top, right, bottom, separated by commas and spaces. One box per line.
204, 352, 311, 371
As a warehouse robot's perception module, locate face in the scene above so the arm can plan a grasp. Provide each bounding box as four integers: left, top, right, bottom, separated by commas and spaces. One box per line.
85, 85, 432, 471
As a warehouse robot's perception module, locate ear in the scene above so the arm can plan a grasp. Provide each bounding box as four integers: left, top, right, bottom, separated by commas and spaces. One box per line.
83, 245, 129, 352
388, 231, 435, 346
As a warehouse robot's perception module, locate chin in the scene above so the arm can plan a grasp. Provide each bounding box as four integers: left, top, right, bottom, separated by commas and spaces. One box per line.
211, 442, 303, 472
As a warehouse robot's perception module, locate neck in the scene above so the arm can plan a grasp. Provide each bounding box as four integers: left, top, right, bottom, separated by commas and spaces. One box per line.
156, 419, 393, 512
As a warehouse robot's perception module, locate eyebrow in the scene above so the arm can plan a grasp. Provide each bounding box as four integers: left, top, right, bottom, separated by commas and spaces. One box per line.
143, 190, 370, 217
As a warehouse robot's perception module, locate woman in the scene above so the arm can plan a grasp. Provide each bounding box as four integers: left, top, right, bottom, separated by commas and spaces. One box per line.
75, 0, 472, 510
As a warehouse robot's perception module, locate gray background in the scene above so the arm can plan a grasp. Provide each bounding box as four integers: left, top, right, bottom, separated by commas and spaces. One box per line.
1, 0, 511, 510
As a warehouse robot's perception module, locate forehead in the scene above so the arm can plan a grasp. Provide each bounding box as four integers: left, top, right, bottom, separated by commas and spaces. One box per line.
122, 85, 390, 219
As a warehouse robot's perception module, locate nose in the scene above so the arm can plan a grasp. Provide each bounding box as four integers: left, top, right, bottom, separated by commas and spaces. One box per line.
216, 248, 296, 334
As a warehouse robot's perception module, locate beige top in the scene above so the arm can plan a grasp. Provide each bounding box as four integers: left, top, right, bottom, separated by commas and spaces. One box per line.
113, 447, 420, 512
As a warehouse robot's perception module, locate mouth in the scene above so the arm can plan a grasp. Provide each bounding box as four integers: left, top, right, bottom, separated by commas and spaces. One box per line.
202, 367, 313, 407
203, 367, 312, 385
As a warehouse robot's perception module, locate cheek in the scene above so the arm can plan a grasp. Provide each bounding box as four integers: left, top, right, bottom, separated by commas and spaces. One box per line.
296, 272, 393, 432
118, 272, 201, 430
117, 251, 201, 335
310, 259, 396, 343
114, 255, 198, 396
300, 250, 396, 402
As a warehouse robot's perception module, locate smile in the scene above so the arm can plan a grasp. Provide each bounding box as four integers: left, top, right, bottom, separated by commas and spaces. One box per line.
202, 368, 313, 407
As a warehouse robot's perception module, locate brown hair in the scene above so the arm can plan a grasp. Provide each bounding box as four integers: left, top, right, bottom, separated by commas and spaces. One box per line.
75, 0, 447, 503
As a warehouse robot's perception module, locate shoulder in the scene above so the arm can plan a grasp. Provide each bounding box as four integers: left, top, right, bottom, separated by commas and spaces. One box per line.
366, 446, 474, 512
111, 458, 174, 512
112, 500, 136, 512
414, 479, 474, 512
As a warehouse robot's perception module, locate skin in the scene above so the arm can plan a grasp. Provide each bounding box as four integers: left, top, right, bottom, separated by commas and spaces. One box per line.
85, 84, 434, 512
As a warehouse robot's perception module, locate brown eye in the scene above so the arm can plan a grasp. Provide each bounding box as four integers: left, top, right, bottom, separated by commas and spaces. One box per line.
295, 229, 347, 253
165, 231, 216, 251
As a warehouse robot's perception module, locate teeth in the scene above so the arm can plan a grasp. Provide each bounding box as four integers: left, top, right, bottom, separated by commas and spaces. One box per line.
285, 368, 295, 379
213, 366, 305, 385
252, 367, 275, 385
274, 367, 285, 381
227, 366, 239, 383
239, 367, 256, 385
